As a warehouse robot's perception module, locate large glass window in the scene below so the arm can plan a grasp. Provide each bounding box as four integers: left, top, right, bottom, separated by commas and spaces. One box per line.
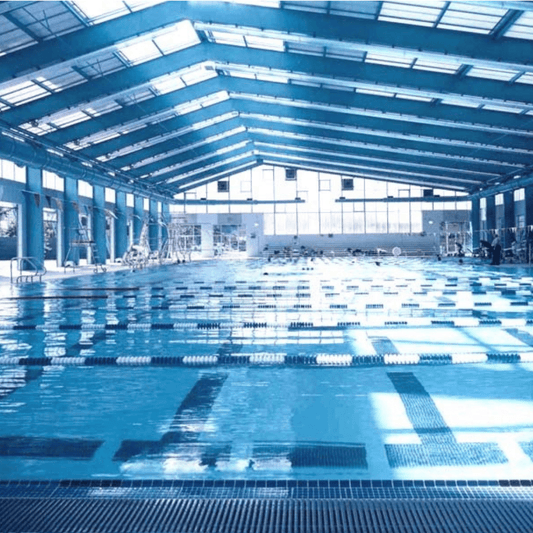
174, 165, 470, 236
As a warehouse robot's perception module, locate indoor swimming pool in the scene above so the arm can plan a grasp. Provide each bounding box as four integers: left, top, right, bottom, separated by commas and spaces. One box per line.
2, 256, 533, 483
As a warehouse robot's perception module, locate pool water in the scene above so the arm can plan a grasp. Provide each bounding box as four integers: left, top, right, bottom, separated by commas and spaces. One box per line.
1, 256, 533, 481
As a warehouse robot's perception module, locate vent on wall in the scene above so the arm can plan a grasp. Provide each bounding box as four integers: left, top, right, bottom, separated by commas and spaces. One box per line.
218, 181, 229, 193
341, 178, 354, 191
285, 168, 297, 181
423, 188, 434, 197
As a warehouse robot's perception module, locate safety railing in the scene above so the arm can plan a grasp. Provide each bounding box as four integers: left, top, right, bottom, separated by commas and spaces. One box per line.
10, 257, 47, 284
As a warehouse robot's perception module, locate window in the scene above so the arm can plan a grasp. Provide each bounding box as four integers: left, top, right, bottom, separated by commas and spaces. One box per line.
105, 188, 116, 203
218, 180, 229, 193
514, 188, 525, 201
126, 194, 134, 207
43, 170, 64, 192
0, 159, 25, 183
495, 193, 504, 205
78, 180, 93, 198
341, 178, 354, 191
143, 198, 149, 210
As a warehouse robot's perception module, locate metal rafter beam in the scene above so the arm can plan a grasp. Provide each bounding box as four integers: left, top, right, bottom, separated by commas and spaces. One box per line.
113, 113, 518, 183
45, 76, 227, 146
170, 155, 260, 193
4, 42, 533, 129
235, 100, 533, 152
1, 1, 533, 93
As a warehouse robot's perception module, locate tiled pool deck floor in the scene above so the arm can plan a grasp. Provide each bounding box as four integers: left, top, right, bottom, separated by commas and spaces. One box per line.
1, 256, 533, 531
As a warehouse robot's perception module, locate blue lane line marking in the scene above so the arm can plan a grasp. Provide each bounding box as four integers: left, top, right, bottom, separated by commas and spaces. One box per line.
385, 372, 507, 468
113, 373, 228, 462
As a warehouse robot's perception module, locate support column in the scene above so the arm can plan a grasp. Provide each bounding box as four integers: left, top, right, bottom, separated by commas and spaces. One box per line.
93, 185, 106, 265
115, 192, 128, 259
526, 185, 533, 229
133, 196, 144, 245
24, 167, 44, 266
471, 197, 480, 250
486, 195, 496, 234
63, 177, 80, 265
149, 199, 159, 252
161, 203, 170, 245
504, 190, 515, 249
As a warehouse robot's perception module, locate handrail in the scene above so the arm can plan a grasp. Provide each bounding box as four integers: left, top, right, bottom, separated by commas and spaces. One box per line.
10, 256, 47, 284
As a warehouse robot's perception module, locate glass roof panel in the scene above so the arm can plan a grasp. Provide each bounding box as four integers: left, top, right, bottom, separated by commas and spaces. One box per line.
440, 98, 480, 108
413, 58, 458, 74
154, 20, 200, 53
379, 1, 445, 26
210, 30, 246, 46
516, 72, 533, 85
396, 93, 433, 102
330, 1, 380, 19
245, 35, 285, 52
366, 52, 412, 68
504, 12, 533, 40
357, 88, 395, 97
119, 40, 161, 65
151, 75, 185, 95
0, 80, 50, 105
51, 110, 91, 129
255, 72, 289, 83
467, 67, 519, 81
180, 66, 217, 85
483, 104, 523, 114
72, 0, 129, 22
437, 2, 507, 34
20, 122, 56, 136
229, 71, 256, 80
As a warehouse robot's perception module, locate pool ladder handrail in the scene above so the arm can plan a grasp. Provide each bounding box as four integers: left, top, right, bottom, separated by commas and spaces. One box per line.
10, 256, 47, 284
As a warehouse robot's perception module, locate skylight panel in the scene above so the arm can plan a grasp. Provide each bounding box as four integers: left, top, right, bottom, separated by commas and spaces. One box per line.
467, 67, 519, 82
379, 1, 444, 27
154, 20, 200, 53
245, 35, 285, 52
437, 3, 506, 34
440, 98, 480, 108
119, 40, 161, 65
210, 30, 246, 47
84, 101, 122, 117
51, 110, 91, 128
322, 84, 353, 92
255, 73, 289, 84
483, 104, 523, 114
151, 75, 185, 95
505, 12, 533, 40
366, 52, 412, 68
516, 73, 533, 85
180, 66, 217, 85
20, 122, 56, 136
175, 101, 203, 115
413, 58, 457, 74
72, 0, 129, 22
0, 80, 49, 105
396, 93, 433, 102
230, 71, 256, 80
357, 88, 395, 98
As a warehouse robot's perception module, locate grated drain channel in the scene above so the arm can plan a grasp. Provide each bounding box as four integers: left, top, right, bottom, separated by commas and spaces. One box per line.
1, 496, 533, 532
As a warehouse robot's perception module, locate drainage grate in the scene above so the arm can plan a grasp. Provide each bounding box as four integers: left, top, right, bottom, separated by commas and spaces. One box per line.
1, 496, 532, 532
